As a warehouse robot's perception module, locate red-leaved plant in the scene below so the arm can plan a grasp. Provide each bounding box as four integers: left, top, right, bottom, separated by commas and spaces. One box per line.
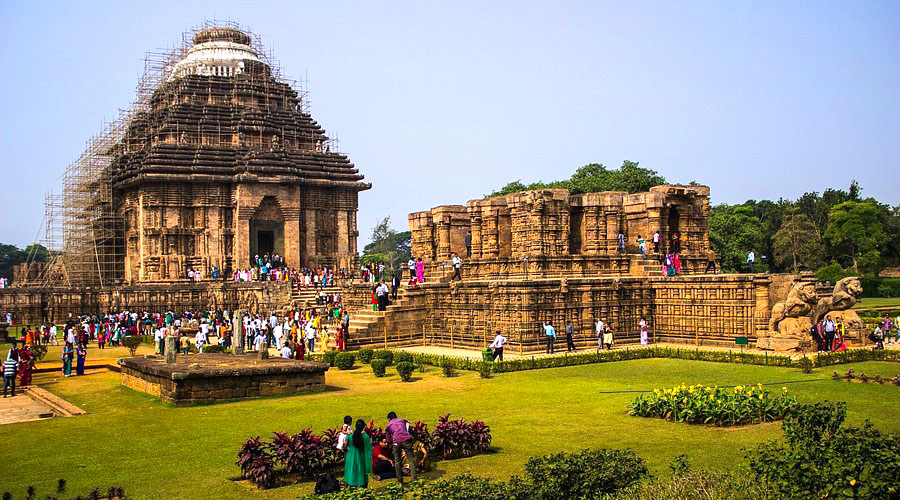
270, 430, 323, 477
319, 427, 345, 470
365, 420, 386, 444
236, 437, 277, 489
432, 413, 492, 459
410, 420, 433, 453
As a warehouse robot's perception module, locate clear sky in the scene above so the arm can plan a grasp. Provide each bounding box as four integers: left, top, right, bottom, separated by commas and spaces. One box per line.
1, 0, 898, 248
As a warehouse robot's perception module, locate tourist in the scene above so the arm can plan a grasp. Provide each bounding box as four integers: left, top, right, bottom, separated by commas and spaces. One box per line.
305, 322, 316, 353
76, 345, 87, 376
833, 321, 847, 351
747, 250, 755, 273
416, 257, 425, 284
451, 253, 462, 281
3, 343, 18, 397
385, 411, 416, 483
823, 317, 836, 352
376, 281, 389, 311
543, 321, 556, 354
180, 334, 190, 355
705, 249, 717, 274
488, 330, 507, 361
465, 231, 472, 258
595, 318, 605, 350
869, 324, 884, 349
154, 325, 165, 354
639, 318, 649, 345
653, 230, 661, 254
811, 322, 824, 352
637, 235, 646, 258
882, 315, 894, 346
17, 344, 34, 386
603, 326, 614, 350
372, 437, 396, 480
62, 341, 74, 377
673, 253, 682, 275
337, 415, 353, 451
617, 232, 625, 253
279, 343, 292, 359
665, 253, 675, 276
97, 328, 106, 350
49, 324, 58, 345
197, 323, 208, 354
343, 419, 372, 489
407, 257, 416, 282
672, 232, 681, 254
565, 320, 576, 352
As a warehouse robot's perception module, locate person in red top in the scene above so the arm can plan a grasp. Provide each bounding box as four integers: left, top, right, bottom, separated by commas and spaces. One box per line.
371, 437, 395, 480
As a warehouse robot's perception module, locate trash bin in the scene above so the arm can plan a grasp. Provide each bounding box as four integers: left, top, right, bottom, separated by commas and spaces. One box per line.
482, 348, 493, 362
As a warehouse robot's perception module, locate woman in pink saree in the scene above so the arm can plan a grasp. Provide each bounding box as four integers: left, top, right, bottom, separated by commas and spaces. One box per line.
415, 257, 425, 283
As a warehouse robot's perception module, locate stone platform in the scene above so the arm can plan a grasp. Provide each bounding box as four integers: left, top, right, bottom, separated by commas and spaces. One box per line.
118, 354, 328, 405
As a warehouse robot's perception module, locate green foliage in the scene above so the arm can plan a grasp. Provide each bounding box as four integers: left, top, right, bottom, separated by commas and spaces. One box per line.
631, 383, 797, 426
825, 200, 885, 274
372, 350, 393, 366
394, 351, 414, 365
617, 469, 771, 500
524, 448, 651, 499
322, 350, 339, 367
441, 361, 457, 378
396, 361, 415, 382
773, 209, 824, 273
370, 359, 387, 377
334, 352, 356, 370
748, 402, 899, 499
478, 362, 492, 379
122, 336, 142, 357
709, 203, 763, 273
488, 160, 668, 197
0, 242, 52, 282
362, 217, 411, 274
201, 344, 225, 354
816, 261, 857, 284
300, 474, 511, 500
357, 348, 374, 364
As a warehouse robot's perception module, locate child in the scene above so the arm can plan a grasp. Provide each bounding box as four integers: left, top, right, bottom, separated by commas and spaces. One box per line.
337, 415, 353, 451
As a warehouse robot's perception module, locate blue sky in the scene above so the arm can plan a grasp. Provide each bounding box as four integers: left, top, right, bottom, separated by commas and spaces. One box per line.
1, 0, 898, 248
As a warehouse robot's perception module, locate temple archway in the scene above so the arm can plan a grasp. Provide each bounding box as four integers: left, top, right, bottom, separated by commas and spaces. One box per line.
249, 196, 285, 265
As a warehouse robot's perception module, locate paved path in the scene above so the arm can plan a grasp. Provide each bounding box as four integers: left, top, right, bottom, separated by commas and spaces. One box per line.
0, 391, 56, 425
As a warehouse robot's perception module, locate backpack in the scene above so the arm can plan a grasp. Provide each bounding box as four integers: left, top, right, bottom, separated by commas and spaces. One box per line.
314, 473, 341, 494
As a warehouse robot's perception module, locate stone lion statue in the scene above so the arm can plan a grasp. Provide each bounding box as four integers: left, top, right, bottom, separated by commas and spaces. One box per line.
769, 281, 818, 332
813, 277, 863, 325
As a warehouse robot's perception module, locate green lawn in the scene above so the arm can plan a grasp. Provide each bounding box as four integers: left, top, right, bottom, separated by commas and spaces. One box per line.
1, 358, 898, 499
854, 297, 900, 310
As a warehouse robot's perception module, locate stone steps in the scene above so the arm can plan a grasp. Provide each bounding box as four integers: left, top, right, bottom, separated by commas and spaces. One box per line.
24, 386, 85, 417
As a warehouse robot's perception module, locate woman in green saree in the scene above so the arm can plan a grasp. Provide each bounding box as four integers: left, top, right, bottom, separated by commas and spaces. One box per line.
343, 419, 372, 488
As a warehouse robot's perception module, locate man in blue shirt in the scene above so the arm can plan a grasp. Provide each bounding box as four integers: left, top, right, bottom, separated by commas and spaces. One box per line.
543, 322, 556, 354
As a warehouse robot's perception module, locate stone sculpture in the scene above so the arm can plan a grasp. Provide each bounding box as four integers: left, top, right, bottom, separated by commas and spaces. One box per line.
768, 281, 818, 333
814, 277, 864, 331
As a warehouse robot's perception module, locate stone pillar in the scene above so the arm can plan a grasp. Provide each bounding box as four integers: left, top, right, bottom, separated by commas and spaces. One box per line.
283, 208, 302, 269
165, 336, 177, 363
232, 313, 244, 355
258, 342, 269, 359
304, 208, 317, 268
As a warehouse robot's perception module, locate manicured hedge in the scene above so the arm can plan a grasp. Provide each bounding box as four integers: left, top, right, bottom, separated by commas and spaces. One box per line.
631, 384, 797, 426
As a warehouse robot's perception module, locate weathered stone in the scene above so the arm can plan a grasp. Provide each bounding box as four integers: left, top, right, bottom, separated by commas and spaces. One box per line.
258, 343, 269, 359
165, 337, 177, 363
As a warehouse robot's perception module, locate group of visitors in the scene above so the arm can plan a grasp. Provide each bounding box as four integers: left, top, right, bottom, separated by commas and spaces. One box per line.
339, 411, 422, 490
3, 340, 35, 397
538, 318, 624, 354
811, 317, 848, 353
0, 277, 8, 289
870, 314, 899, 349
621, 230, 688, 277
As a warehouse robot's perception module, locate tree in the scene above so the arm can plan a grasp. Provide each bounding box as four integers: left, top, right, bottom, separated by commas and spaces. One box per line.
708, 203, 763, 273
362, 217, 411, 274
824, 200, 884, 274
0, 243, 28, 281
773, 209, 823, 273
488, 160, 668, 197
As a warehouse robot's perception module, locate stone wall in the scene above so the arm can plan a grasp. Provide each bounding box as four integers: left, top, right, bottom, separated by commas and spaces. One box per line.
344, 273, 767, 353
0, 281, 291, 325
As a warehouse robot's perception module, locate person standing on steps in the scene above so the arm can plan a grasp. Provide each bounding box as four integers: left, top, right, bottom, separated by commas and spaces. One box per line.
408, 257, 416, 283
617, 231, 626, 253
543, 321, 556, 354
653, 230, 661, 255
465, 231, 472, 258
451, 253, 462, 281
565, 320, 576, 352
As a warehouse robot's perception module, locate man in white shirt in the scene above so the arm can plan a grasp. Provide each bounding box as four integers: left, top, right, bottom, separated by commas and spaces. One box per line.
305, 323, 316, 353
197, 322, 209, 353
747, 250, 755, 273
407, 258, 416, 282
595, 318, 605, 349
280, 344, 292, 359
451, 253, 462, 281
154, 327, 165, 354
273, 323, 284, 349
652, 231, 661, 255
49, 324, 59, 345
488, 331, 507, 361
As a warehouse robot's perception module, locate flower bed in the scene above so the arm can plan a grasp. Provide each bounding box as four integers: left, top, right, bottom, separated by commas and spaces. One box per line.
236, 413, 491, 489
630, 384, 797, 426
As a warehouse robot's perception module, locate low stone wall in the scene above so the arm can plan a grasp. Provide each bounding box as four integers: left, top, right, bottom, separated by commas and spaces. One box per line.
0, 281, 291, 325
118, 354, 328, 404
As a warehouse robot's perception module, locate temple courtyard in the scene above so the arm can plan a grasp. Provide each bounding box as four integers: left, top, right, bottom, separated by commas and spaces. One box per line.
0, 350, 898, 498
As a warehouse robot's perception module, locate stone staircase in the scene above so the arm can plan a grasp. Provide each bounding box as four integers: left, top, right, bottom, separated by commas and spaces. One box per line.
345, 287, 411, 347
629, 255, 665, 277
290, 286, 343, 308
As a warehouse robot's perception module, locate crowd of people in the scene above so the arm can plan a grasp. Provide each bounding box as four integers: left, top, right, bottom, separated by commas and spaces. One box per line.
332, 411, 424, 491
536, 317, 621, 355
870, 314, 899, 349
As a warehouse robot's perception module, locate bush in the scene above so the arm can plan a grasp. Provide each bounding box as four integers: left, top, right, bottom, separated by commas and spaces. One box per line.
236, 437, 277, 489
441, 361, 457, 378
748, 403, 900, 499
270, 430, 323, 477
431, 413, 492, 459
631, 384, 798, 426
371, 359, 388, 377
122, 335, 142, 357
357, 348, 374, 364
617, 469, 771, 500
478, 362, 492, 379
334, 352, 356, 370
202, 344, 225, 353
372, 350, 393, 365
30, 344, 48, 361
322, 350, 339, 367
396, 361, 415, 382
525, 448, 651, 499
394, 351, 414, 365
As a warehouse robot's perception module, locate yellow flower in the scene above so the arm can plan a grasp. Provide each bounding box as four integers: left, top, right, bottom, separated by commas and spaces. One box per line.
735, 386, 743, 392
850, 479, 857, 486
782, 387, 788, 392
759, 394, 764, 400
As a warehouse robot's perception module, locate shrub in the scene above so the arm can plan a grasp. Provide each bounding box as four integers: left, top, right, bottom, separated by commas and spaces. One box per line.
525, 449, 651, 499
202, 344, 225, 353
431, 413, 492, 459
394, 351, 414, 365
478, 362, 492, 379
396, 361, 415, 382
371, 359, 387, 377
322, 350, 339, 367
122, 335, 142, 357
441, 362, 457, 378
236, 437, 277, 489
319, 428, 345, 470
31, 344, 48, 361
748, 404, 900, 499
357, 348, 374, 364
334, 352, 356, 370
372, 350, 393, 365
631, 383, 797, 426
798, 355, 813, 373
270, 430, 324, 477
618, 469, 771, 500
409, 421, 433, 453
365, 421, 386, 444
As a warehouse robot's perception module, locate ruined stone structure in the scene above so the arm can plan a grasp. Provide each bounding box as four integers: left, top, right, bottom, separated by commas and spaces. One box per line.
409, 185, 713, 280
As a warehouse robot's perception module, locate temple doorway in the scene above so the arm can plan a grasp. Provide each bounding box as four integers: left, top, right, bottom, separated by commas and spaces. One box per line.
249, 196, 284, 264
667, 205, 681, 254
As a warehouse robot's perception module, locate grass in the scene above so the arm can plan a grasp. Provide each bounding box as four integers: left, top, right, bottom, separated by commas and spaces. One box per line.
854, 297, 900, 310
1, 358, 898, 498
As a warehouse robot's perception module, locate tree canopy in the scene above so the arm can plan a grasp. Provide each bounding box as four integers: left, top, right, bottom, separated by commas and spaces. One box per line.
488, 161, 668, 197
362, 217, 411, 274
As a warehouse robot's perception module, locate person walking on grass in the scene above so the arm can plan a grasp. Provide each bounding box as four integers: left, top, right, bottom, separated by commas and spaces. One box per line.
386, 411, 417, 483
565, 320, 576, 352
543, 322, 556, 354
62, 341, 74, 377
489, 330, 507, 361
343, 419, 372, 489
